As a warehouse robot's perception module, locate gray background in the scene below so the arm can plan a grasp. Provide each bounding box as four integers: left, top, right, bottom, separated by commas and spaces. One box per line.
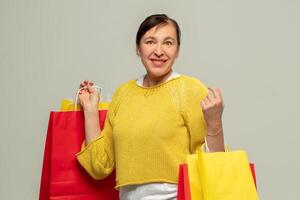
1, 0, 299, 199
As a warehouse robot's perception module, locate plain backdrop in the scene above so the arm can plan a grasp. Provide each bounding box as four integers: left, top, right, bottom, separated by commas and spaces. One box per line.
1, 0, 299, 199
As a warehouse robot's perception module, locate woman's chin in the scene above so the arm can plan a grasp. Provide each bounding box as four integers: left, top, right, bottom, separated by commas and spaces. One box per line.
148, 69, 172, 79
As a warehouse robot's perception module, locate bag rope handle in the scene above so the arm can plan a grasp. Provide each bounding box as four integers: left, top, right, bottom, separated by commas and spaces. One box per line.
74, 85, 102, 111
204, 137, 228, 153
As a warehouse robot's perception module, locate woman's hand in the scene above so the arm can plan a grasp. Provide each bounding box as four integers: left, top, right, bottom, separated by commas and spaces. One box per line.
200, 87, 225, 152
78, 80, 100, 112
78, 80, 101, 144
201, 87, 224, 133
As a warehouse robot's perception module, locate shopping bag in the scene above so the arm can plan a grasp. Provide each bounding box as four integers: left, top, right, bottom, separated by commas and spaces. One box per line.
178, 152, 258, 200
250, 163, 257, 188
39, 101, 119, 200
185, 154, 204, 200
196, 149, 259, 200
60, 99, 109, 111
177, 164, 191, 200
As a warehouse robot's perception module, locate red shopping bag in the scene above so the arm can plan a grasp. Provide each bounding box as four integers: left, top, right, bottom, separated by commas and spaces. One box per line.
39, 110, 119, 200
250, 163, 257, 188
177, 164, 191, 200
177, 163, 257, 200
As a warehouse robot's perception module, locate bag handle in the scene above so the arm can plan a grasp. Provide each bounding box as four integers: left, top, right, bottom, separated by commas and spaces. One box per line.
203, 137, 228, 153
74, 85, 102, 111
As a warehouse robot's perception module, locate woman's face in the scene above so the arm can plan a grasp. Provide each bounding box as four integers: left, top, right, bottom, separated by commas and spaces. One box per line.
137, 23, 179, 82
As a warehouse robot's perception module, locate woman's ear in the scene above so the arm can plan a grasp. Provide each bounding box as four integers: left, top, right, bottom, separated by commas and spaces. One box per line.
136, 46, 140, 56
175, 46, 180, 58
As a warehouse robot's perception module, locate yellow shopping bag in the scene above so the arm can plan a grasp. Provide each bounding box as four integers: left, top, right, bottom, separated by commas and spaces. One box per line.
186, 153, 203, 200
60, 85, 110, 111
60, 99, 109, 111
184, 144, 258, 200
197, 148, 259, 200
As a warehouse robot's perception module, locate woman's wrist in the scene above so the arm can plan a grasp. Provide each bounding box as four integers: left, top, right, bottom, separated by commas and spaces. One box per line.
205, 134, 225, 152
206, 121, 223, 136
205, 122, 225, 152
83, 103, 98, 115
83, 107, 101, 145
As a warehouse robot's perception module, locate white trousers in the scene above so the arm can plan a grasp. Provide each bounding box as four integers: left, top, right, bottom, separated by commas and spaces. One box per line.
119, 183, 177, 200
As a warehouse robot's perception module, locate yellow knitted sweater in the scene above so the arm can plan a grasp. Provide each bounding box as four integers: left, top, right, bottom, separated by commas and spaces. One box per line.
76, 75, 208, 188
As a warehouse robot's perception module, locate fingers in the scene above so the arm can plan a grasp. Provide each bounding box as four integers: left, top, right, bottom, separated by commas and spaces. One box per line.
208, 87, 216, 98
201, 87, 225, 128
207, 87, 224, 106
201, 87, 224, 109
87, 84, 96, 93
79, 80, 95, 95
79, 80, 94, 89
200, 96, 210, 109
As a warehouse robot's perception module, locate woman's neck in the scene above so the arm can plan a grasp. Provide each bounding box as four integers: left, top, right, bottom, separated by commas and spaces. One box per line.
143, 71, 173, 87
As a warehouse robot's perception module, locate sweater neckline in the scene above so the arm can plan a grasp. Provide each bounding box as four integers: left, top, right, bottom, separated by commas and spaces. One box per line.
133, 75, 183, 90
136, 72, 181, 87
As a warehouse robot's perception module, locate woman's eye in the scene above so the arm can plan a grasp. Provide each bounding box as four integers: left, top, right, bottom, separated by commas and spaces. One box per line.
146, 41, 154, 45
165, 41, 173, 46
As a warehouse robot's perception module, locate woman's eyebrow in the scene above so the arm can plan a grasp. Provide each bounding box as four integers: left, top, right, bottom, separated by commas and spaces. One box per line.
164, 37, 176, 41
143, 36, 156, 40
143, 36, 176, 41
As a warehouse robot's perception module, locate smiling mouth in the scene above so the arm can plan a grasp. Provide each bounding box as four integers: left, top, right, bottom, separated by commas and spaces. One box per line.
151, 59, 167, 67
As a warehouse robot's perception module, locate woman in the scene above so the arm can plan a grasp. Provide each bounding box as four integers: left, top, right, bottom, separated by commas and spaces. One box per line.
77, 14, 225, 200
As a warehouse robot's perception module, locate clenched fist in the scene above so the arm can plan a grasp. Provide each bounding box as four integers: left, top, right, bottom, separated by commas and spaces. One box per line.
78, 80, 100, 112
201, 87, 224, 136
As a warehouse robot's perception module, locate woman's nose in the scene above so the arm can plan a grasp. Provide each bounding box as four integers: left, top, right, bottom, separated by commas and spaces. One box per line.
154, 44, 164, 57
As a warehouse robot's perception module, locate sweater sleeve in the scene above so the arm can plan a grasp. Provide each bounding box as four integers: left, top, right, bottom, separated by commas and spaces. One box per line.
76, 109, 115, 180
75, 81, 130, 180
182, 77, 209, 153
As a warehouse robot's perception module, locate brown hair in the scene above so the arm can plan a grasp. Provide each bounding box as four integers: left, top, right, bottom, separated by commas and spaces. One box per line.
136, 14, 181, 46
